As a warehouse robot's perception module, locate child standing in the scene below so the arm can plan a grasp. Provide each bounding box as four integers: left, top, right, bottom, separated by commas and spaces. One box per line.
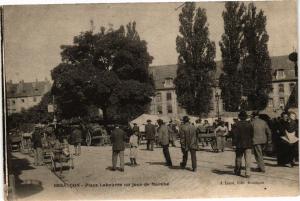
129, 131, 139, 166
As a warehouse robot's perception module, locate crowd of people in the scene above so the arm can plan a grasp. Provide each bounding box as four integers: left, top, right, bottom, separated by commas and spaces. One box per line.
18, 110, 298, 178
110, 111, 298, 178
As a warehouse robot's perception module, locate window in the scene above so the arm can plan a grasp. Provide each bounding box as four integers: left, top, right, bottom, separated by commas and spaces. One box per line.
21, 99, 25, 103
166, 92, 172, 101
268, 98, 274, 108
156, 93, 162, 102
279, 84, 284, 93
276, 70, 285, 79
167, 104, 173, 114
33, 97, 37, 102
12, 100, 15, 105
279, 97, 285, 107
164, 78, 174, 88
290, 83, 295, 92
157, 104, 162, 114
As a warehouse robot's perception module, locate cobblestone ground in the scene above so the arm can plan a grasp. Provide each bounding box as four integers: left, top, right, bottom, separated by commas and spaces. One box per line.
62, 142, 299, 199
10, 141, 299, 200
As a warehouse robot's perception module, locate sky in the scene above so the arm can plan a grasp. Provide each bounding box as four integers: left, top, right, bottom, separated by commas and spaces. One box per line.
3, 1, 298, 82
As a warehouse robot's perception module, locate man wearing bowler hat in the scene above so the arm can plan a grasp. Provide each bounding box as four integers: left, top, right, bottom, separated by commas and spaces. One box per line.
145, 119, 156, 151
157, 119, 173, 166
232, 111, 253, 178
179, 116, 198, 172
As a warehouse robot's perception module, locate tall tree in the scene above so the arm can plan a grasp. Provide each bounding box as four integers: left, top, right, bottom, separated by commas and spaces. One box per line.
174, 2, 216, 116
241, 3, 272, 110
219, 2, 246, 111
51, 22, 154, 123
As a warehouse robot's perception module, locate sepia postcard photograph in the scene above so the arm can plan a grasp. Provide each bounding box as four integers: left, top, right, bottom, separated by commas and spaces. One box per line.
2, 1, 299, 200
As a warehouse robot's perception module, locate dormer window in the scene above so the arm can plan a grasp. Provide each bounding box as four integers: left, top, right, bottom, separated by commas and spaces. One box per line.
276, 69, 286, 80
164, 77, 174, 88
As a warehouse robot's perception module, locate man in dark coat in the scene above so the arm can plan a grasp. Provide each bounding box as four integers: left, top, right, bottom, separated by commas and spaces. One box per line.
145, 120, 156, 151
111, 125, 126, 172
232, 111, 253, 178
251, 112, 271, 172
32, 124, 44, 166
157, 119, 172, 167
179, 116, 198, 172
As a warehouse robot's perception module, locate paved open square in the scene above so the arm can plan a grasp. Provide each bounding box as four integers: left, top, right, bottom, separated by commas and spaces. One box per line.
11, 142, 299, 200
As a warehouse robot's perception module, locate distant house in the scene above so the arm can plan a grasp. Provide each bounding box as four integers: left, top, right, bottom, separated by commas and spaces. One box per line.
264, 55, 298, 116
148, 62, 224, 119
148, 55, 297, 119
6, 79, 51, 115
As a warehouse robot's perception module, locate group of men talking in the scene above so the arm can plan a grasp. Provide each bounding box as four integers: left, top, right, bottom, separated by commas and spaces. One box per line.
144, 116, 198, 172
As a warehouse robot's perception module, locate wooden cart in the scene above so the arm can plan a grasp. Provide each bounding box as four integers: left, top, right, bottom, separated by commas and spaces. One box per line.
50, 148, 74, 175
198, 129, 218, 152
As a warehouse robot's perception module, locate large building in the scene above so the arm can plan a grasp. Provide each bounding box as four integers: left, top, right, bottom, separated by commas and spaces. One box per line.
148, 62, 224, 119
6, 79, 51, 115
263, 55, 297, 116
148, 55, 297, 119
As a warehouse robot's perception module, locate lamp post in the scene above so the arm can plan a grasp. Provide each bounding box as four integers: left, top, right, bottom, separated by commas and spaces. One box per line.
215, 91, 220, 119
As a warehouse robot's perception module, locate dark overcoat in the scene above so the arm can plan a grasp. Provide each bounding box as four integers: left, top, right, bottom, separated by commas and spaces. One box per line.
111, 127, 126, 151
179, 123, 198, 151
232, 120, 253, 149
145, 123, 156, 140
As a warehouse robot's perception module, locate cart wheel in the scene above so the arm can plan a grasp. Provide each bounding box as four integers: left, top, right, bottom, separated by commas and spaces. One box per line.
86, 132, 92, 146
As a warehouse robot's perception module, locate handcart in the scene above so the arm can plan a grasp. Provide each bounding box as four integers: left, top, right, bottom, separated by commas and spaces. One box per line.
198, 127, 218, 152
50, 148, 74, 175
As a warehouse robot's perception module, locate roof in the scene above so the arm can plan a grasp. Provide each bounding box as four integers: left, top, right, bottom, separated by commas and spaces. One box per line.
149, 55, 297, 90
6, 80, 51, 98
270, 55, 297, 81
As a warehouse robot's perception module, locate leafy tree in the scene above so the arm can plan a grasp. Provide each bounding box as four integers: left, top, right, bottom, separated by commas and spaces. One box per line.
219, 2, 245, 111
174, 2, 216, 116
241, 3, 272, 110
51, 22, 154, 123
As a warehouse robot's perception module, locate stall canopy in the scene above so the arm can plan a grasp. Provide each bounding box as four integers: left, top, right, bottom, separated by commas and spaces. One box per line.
130, 114, 171, 132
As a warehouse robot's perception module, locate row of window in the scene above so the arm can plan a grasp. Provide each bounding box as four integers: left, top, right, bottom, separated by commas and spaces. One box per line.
276, 83, 295, 93
268, 97, 286, 108
156, 92, 172, 102
156, 103, 173, 114
8, 97, 38, 105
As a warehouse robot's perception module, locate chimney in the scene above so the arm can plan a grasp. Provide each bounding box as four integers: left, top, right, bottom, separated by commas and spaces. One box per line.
17, 80, 24, 94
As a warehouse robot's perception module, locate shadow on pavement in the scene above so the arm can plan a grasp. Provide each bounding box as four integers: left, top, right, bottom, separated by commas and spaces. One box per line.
146, 162, 166, 166
169, 166, 182, 170
11, 155, 44, 199
225, 165, 248, 170
264, 162, 281, 167
211, 169, 235, 176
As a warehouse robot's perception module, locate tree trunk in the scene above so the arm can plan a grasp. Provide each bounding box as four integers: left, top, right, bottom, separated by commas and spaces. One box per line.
102, 107, 108, 126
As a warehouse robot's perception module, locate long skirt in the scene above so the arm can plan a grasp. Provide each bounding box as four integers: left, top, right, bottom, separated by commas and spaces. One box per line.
216, 136, 225, 151
130, 147, 138, 159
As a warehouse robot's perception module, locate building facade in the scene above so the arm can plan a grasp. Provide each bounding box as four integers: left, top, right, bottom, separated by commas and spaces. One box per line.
6, 79, 51, 115
263, 55, 298, 116
148, 55, 297, 119
148, 64, 224, 119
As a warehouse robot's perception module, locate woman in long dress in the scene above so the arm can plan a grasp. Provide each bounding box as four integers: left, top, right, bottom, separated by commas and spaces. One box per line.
214, 121, 228, 152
